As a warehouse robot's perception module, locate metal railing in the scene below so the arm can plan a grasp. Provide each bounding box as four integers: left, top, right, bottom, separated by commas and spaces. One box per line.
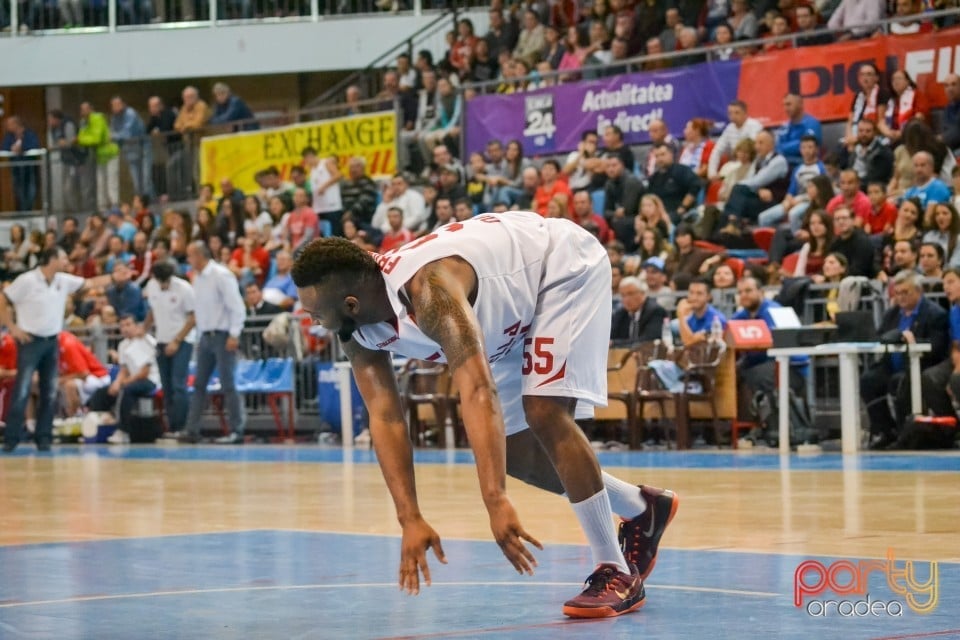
0, 0, 487, 33
304, 10, 459, 110
0, 149, 49, 215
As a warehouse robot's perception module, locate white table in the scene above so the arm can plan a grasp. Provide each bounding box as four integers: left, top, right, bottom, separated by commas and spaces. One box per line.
767, 342, 930, 454
334, 359, 407, 448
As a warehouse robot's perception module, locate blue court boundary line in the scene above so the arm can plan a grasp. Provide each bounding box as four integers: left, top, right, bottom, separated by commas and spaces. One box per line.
6, 444, 960, 472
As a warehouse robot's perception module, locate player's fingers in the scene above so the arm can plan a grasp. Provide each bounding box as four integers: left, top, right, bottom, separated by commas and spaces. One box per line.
400, 559, 419, 595
518, 528, 544, 551
503, 540, 533, 575
517, 539, 538, 569
418, 552, 432, 587
431, 538, 448, 564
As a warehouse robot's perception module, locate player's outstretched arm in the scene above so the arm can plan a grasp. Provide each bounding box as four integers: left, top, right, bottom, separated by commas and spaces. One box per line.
408, 259, 542, 576
343, 338, 446, 595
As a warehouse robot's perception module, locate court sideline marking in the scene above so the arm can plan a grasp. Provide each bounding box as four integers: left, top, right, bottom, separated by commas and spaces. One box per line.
0, 581, 779, 609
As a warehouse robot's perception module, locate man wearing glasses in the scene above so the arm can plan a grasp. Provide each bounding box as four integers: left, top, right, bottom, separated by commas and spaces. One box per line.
859, 270, 949, 450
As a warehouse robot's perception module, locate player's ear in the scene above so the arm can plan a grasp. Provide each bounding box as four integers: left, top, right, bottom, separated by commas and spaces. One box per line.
343, 295, 360, 316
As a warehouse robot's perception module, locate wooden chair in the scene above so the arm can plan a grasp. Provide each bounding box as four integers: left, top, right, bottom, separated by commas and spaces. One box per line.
673, 341, 727, 449
633, 341, 675, 449
607, 349, 639, 447
398, 360, 453, 447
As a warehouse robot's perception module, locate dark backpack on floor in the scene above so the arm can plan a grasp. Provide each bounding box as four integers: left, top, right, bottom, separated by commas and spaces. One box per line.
750, 388, 818, 447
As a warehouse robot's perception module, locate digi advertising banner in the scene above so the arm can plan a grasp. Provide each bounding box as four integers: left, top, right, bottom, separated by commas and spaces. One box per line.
464, 28, 960, 156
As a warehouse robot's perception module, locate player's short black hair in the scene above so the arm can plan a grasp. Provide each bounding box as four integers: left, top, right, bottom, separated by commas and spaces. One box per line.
800, 135, 819, 146
292, 237, 380, 290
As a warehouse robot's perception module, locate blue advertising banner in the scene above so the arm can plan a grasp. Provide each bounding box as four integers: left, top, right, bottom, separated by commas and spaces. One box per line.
464, 60, 742, 156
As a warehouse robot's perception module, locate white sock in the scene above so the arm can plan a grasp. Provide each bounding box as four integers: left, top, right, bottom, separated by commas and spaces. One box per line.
570, 490, 630, 574
602, 472, 647, 520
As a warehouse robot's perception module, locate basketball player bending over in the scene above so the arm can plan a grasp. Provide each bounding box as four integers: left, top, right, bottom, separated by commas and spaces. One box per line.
293, 211, 678, 618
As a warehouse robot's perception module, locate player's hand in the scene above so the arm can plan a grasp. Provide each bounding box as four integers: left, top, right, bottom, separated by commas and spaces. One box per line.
487, 497, 542, 576
225, 336, 239, 352
399, 517, 447, 595
10, 326, 31, 345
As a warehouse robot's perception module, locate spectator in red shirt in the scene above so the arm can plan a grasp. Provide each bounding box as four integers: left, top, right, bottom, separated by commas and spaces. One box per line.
284, 187, 320, 253
827, 170, 872, 223
71, 242, 100, 279
0, 331, 16, 424
130, 231, 154, 286
863, 181, 898, 235
229, 234, 271, 288
450, 18, 480, 78
881, 70, 926, 143
533, 160, 573, 216
571, 190, 613, 244
58, 331, 111, 417
763, 13, 794, 51
380, 207, 416, 252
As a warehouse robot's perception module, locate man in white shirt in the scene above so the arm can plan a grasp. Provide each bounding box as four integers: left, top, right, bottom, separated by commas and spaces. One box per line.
828, 0, 885, 39
183, 241, 247, 444
0, 248, 110, 452
303, 146, 343, 237
707, 100, 764, 180
86, 314, 160, 445
144, 262, 196, 435
371, 173, 428, 233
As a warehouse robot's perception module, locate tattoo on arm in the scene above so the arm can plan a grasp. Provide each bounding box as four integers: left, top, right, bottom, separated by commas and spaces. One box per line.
413, 264, 484, 371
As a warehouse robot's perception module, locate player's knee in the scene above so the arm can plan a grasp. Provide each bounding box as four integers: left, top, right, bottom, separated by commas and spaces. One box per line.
521, 395, 575, 434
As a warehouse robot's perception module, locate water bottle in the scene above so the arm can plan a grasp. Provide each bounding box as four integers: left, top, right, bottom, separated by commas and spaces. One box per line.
661, 318, 674, 353
710, 315, 724, 344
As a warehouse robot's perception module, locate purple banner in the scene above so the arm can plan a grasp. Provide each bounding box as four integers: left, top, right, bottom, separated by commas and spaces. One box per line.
465, 60, 742, 157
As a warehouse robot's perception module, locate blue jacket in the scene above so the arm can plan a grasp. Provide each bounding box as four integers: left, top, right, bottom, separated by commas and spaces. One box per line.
1, 128, 42, 165
210, 96, 260, 131
107, 281, 147, 322
775, 114, 822, 166
732, 299, 809, 370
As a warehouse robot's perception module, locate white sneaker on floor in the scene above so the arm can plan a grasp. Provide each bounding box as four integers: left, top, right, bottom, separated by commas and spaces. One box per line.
214, 432, 243, 445
107, 430, 130, 444
354, 429, 371, 447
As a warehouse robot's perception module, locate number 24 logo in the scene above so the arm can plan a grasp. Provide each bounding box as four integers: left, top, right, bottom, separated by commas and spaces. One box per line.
522, 337, 554, 375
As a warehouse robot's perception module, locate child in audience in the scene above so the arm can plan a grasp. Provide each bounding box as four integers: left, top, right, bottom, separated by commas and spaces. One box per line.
863, 182, 897, 236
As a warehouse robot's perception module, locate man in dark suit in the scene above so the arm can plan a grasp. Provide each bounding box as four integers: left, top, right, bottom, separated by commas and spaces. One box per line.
244, 282, 282, 317
860, 270, 949, 449
610, 276, 667, 347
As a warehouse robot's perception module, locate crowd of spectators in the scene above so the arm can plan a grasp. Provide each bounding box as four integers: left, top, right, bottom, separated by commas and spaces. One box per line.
391, 0, 960, 97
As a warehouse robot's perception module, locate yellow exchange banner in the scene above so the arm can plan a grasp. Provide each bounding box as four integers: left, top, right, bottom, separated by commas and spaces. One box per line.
200, 111, 397, 195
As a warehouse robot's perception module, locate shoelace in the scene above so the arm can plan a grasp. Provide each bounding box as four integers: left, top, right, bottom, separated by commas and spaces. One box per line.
581, 567, 621, 597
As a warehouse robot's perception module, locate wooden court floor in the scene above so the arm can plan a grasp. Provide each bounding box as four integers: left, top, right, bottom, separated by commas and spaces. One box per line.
1, 446, 959, 639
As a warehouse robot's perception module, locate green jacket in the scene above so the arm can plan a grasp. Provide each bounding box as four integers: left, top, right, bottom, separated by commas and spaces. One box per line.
77, 111, 119, 164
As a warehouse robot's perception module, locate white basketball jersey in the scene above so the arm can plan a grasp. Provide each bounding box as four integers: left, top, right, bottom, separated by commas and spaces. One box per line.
352, 211, 561, 366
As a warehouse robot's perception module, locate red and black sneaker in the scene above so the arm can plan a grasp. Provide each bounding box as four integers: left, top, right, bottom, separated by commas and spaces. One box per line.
618, 485, 679, 580
562, 562, 645, 619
